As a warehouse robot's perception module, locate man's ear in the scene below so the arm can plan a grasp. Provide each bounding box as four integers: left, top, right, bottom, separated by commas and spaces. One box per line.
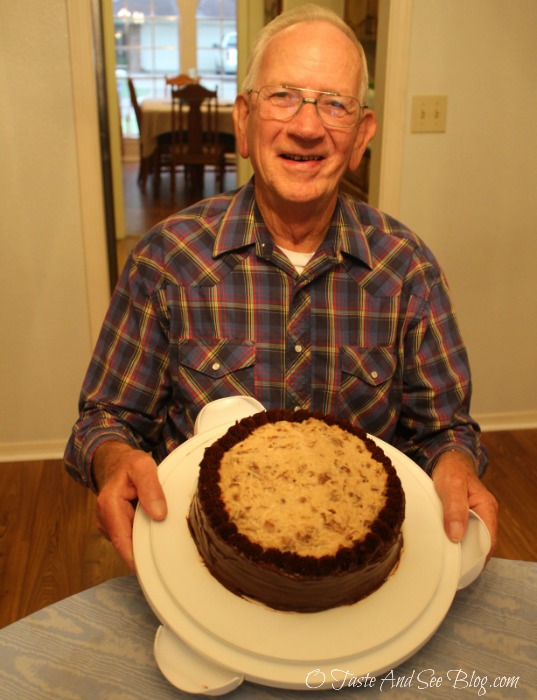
348, 110, 377, 172
233, 94, 250, 159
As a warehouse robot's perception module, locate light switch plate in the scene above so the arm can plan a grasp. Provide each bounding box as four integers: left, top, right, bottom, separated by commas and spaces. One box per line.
411, 95, 448, 133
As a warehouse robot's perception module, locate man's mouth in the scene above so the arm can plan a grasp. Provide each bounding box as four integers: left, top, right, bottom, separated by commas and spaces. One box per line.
280, 154, 324, 161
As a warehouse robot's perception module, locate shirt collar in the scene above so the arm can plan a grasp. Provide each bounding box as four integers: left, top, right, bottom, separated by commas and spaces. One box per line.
213, 179, 374, 270
335, 192, 374, 269
212, 180, 258, 257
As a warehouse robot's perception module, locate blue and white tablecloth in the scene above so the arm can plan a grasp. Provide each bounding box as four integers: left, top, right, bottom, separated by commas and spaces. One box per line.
0, 558, 535, 699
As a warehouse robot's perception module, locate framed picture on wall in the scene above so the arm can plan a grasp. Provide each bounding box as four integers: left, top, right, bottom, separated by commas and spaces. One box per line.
342, 0, 378, 202
265, 0, 282, 23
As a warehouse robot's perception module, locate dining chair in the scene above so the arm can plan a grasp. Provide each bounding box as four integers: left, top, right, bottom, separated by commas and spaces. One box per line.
217, 131, 237, 184
165, 73, 199, 92
169, 83, 228, 196
128, 77, 175, 194
127, 77, 144, 186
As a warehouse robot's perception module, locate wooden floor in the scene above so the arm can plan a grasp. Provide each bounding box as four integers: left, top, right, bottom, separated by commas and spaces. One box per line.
0, 460, 130, 630
1, 163, 534, 630
1, 429, 535, 630
117, 160, 237, 272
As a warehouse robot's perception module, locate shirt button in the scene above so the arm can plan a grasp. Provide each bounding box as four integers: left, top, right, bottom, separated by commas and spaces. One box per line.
294, 344, 303, 353
212, 362, 221, 371
371, 370, 378, 379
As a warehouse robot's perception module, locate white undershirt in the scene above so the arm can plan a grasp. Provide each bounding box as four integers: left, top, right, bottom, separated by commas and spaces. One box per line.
277, 245, 315, 274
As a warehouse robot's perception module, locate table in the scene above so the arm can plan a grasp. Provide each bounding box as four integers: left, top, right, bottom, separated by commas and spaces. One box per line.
140, 99, 235, 158
0, 559, 535, 699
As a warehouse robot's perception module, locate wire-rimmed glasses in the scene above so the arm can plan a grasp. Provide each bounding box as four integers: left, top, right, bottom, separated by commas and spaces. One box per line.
247, 85, 365, 128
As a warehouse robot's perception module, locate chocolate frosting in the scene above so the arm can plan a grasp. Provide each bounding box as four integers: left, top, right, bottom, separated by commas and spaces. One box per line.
187, 409, 405, 613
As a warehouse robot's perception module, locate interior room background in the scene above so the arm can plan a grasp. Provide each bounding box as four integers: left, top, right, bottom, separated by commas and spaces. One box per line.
1, 0, 536, 462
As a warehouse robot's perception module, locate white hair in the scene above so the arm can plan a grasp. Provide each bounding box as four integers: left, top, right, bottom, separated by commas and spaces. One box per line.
242, 3, 369, 104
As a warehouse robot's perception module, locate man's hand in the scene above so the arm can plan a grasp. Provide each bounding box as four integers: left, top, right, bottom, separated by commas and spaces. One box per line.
432, 450, 498, 558
93, 441, 167, 570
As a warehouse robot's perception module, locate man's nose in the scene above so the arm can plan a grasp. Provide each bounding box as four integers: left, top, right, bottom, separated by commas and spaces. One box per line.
290, 98, 325, 134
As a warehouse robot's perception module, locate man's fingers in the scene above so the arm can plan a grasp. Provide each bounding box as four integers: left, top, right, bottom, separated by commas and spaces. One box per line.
441, 496, 469, 543
92, 443, 168, 569
441, 481, 469, 543
110, 534, 136, 572
432, 451, 499, 559
432, 459, 469, 542
130, 458, 168, 521
96, 495, 137, 571
467, 484, 499, 557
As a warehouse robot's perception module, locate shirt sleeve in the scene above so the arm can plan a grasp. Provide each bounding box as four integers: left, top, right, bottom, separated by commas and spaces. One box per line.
64, 254, 171, 492
393, 261, 488, 476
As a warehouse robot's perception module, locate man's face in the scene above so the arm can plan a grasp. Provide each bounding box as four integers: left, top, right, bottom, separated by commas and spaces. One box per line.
234, 21, 377, 213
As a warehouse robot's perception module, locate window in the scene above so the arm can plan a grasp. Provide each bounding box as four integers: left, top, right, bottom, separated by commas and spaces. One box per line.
196, 0, 237, 101
114, 0, 237, 138
114, 0, 180, 136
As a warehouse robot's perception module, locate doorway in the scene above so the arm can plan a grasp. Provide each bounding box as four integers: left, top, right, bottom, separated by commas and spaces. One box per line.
110, 0, 239, 275
94, 0, 411, 285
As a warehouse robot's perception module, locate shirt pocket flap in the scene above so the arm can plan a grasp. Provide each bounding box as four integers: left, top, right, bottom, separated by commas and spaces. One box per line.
178, 338, 255, 379
340, 345, 396, 386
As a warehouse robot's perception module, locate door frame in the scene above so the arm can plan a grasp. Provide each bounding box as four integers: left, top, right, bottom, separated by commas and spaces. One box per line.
66, 0, 113, 346
369, 0, 413, 218
69, 0, 414, 349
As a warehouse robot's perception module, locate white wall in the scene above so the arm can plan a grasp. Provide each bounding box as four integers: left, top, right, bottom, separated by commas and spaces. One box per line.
0, 1, 109, 460
395, 0, 537, 429
283, 0, 345, 12
0, 1, 535, 461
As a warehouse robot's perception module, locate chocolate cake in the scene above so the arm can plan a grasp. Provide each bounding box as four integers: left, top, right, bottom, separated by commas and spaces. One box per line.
188, 409, 405, 612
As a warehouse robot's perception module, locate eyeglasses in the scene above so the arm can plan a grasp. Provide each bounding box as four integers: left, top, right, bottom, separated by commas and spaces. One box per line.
247, 85, 365, 128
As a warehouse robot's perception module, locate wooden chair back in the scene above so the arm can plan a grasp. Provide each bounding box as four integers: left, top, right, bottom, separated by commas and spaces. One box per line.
127, 77, 142, 131
170, 83, 222, 162
165, 73, 199, 95
168, 83, 234, 196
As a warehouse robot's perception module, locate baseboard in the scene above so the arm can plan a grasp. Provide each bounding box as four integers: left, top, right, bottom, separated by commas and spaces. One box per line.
476, 410, 537, 432
122, 137, 139, 163
0, 440, 66, 463
0, 411, 535, 463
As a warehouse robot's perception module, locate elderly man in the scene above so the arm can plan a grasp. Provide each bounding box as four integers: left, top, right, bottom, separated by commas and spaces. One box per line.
65, 4, 497, 569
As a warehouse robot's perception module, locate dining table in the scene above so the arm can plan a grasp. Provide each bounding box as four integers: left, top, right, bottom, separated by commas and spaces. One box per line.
140, 98, 236, 160
0, 557, 535, 699
137, 98, 236, 194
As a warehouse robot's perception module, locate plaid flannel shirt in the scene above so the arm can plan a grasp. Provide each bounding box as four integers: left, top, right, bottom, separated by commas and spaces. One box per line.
65, 180, 487, 490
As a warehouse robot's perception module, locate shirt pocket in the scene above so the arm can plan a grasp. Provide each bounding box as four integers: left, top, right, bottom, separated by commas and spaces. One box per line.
340, 345, 396, 386
338, 345, 398, 426
176, 338, 256, 411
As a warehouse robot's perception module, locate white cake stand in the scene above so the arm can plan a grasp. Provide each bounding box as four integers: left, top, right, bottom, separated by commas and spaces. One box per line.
133, 398, 488, 695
